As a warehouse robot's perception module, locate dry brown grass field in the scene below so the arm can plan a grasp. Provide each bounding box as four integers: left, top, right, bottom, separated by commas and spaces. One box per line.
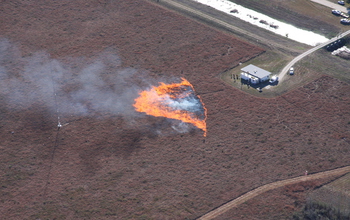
0, 0, 349, 219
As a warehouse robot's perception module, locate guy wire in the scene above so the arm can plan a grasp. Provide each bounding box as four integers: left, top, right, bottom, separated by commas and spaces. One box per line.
43, 54, 61, 197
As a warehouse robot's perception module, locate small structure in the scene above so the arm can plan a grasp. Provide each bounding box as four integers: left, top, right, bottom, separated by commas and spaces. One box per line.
240, 64, 271, 84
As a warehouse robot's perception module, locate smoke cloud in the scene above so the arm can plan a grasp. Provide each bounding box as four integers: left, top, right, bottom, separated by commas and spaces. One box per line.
0, 38, 206, 135
0, 38, 142, 121
165, 94, 206, 119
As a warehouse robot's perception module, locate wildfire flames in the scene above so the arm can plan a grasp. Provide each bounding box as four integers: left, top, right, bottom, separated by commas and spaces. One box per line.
133, 78, 207, 136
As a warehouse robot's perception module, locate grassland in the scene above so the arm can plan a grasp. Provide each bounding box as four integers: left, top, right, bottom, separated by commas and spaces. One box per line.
0, 0, 349, 219
221, 39, 350, 98
229, 0, 347, 38
216, 0, 350, 97
296, 173, 350, 219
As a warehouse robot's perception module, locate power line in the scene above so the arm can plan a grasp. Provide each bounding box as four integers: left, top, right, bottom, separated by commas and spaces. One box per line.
43, 54, 62, 197
50, 57, 61, 130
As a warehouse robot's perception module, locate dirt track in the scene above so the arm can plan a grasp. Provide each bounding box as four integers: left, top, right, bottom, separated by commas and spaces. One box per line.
154, 0, 350, 82
278, 29, 350, 81
198, 166, 350, 220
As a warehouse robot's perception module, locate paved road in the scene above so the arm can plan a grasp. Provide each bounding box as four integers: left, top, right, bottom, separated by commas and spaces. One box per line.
198, 166, 350, 220
278, 29, 350, 81
309, 0, 348, 12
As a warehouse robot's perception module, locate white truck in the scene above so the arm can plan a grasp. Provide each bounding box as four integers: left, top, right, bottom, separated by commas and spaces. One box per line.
269, 75, 279, 83
289, 67, 294, 75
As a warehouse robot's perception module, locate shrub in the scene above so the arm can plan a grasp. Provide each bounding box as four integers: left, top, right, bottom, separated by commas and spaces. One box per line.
293, 201, 350, 220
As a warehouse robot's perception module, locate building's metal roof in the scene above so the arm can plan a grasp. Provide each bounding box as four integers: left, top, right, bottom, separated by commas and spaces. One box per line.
241, 64, 271, 79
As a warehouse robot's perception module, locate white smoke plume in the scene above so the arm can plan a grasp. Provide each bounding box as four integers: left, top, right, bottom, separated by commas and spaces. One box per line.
165, 95, 203, 113
0, 38, 206, 135
171, 121, 191, 134
0, 38, 141, 119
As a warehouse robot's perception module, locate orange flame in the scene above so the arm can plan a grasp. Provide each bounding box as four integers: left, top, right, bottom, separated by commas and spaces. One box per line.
133, 78, 207, 136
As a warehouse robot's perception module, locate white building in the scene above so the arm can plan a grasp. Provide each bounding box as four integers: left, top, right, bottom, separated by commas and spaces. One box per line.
240, 64, 271, 84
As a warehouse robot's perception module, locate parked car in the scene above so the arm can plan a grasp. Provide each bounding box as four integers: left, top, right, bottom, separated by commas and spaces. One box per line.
338, 1, 345, 6
341, 18, 350, 25
332, 9, 341, 15
289, 67, 294, 75
269, 75, 278, 83
340, 12, 349, 18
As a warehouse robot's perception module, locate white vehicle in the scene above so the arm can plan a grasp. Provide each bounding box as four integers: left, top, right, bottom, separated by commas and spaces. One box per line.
269, 75, 278, 83
341, 18, 350, 25
332, 9, 341, 16
289, 67, 294, 75
340, 12, 349, 18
